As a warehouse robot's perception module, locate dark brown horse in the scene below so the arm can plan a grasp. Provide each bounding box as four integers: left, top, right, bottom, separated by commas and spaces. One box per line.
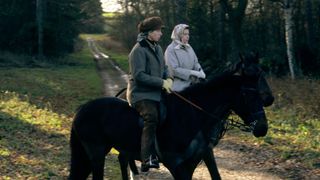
68, 54, 270, 179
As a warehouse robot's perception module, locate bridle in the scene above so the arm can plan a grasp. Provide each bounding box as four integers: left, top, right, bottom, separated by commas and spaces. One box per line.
239, 70, 265, 128
171, 86, 259, 134
171, 89, 260, 148
171, 91, 221, 122
171, 68, 265, 140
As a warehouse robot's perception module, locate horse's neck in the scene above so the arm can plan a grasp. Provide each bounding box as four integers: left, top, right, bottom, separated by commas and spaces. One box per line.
158, 88, 235, 153
169, 88, 233, 129
188, 87, 234, 115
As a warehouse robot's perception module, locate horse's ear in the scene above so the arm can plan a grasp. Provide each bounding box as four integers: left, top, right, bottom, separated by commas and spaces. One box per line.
254, 52, 259, 63
232, 61, 242, 76
239, 53, 244, 63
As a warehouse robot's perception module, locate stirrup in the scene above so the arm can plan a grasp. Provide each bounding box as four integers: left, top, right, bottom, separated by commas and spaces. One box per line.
141, 155, 159, 172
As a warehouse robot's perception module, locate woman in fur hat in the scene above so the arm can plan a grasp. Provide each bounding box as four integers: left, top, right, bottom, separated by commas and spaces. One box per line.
126, 16, 172, 172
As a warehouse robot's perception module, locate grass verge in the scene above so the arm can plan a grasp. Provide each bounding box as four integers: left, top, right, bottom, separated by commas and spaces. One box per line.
0, 36, 122, 179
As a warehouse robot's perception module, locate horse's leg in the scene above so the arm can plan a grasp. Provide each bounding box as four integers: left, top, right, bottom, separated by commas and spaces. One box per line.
83, 142, 111, 180
203, 147, 221, 180
69, 128, 91, 180
118, 153, 139, 180
118, 153, 130, 180
170, 163, 194, 180
128, 159, 139, 175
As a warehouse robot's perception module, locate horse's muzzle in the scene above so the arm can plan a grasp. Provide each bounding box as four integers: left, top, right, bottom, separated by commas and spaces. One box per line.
262, 95, 274, 107
252, 116, 268, 137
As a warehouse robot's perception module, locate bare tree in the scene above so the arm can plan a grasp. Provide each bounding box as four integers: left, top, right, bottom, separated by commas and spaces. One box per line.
284, 0, 296, 79
270, 0, 298, 79
218, 3, 226, 63
36, 0, 44, 59
305, 0, 316, 51
175, 0, 187, 23
220, 0, 248, 61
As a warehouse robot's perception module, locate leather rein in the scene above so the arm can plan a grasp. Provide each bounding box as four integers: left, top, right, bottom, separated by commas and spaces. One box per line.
115, 86, 253, 137
170, 91, 252, 133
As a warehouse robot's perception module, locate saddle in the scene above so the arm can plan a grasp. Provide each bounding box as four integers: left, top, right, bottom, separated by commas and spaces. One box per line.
136, 100, 167, 128
115, 88, 167, 127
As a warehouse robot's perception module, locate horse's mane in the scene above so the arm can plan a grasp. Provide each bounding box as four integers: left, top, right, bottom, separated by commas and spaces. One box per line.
179, 65, 239, 96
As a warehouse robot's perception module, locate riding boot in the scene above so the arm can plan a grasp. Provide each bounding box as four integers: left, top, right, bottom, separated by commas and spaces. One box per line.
141, 155, 159, 172
140, 114, 159, 172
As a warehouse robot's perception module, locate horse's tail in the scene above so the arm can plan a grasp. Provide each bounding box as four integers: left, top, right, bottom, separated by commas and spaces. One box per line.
68, 127, 91, 179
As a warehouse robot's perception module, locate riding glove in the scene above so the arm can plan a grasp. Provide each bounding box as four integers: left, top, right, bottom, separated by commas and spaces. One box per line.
162, 78, 173, 93
190, 70, 206, 79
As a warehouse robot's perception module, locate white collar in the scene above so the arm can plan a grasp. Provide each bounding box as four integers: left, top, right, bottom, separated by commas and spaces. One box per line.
173, 40, 191, 49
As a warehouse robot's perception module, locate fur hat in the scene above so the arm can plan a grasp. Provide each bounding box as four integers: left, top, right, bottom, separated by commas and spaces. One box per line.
138, 16, 164, 33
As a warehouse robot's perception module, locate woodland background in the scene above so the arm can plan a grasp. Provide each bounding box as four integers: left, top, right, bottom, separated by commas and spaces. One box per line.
0, 0, 319, 178
1, 0, 320, 78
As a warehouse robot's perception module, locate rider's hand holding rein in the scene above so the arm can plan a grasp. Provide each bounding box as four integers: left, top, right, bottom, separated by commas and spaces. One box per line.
162, 78, 173, 93
190, 69, 206, 79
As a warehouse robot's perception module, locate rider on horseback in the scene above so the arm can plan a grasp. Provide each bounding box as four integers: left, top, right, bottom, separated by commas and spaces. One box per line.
126, 16, 172, 172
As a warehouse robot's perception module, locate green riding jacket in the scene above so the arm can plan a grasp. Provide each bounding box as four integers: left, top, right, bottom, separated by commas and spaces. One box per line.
126, 36, 170, 105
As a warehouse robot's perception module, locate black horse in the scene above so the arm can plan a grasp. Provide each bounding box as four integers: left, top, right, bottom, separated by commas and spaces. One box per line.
119, 78, 274, 180
68, 54, 270, 179
116, 52, 274, 180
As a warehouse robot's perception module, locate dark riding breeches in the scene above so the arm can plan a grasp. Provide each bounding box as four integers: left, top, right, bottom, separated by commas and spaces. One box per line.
133, 100, 159, 161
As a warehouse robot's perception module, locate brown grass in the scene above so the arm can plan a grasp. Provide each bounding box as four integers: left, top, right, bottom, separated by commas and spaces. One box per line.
269, 76, 320, 120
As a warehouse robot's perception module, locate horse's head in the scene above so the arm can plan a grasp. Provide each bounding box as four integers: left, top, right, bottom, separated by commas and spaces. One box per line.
232, 75, 268, 137
179, 51, 273, 137
231, 52, 271, 137
238, 51, 274, 107
258, 75, 274, 107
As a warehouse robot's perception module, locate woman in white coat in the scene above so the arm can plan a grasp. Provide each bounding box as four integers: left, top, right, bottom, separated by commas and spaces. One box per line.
164, 24, 206, 92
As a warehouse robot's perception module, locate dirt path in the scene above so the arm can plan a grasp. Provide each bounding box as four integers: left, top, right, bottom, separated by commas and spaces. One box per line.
123, 137, 282, 180
87, 38, 128, 96
87, 39, 319, 180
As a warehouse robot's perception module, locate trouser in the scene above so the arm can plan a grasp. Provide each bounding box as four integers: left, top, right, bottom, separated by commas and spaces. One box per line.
133, 100, 159, 161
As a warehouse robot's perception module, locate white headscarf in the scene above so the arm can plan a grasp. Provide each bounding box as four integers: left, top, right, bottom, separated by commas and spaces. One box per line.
170, 24, 191, 48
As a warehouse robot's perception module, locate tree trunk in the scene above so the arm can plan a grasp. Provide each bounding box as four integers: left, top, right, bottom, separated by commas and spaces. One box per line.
175, 0, 187, 23
258, 0, 267, 54
284, 0, 296, 79
218, 3, 226, 63
318, 3, 320, 25
124, 0, 129, 14
36, 0, 44, 59
220, 0, 248, 61
305, 0, 315, 51
162, 0, 173, 27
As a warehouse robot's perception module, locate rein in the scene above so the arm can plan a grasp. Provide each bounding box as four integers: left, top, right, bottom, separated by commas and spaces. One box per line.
115, 87, 127, 98
114, 88, 252, 135
226, 115, 253, 132
171, 91, 252, 133
171, 91, 220, 122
